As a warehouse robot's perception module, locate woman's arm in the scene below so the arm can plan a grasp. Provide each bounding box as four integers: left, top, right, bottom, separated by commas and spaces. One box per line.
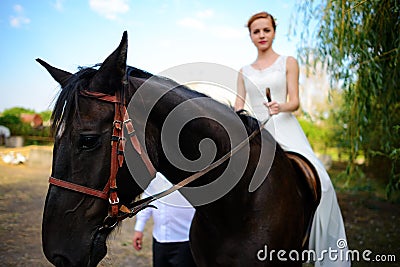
234, 69, 246, 111
266, 56, 300, 114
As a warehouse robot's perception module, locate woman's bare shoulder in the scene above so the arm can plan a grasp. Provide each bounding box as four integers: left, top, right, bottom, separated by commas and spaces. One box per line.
286, 56, 298, 66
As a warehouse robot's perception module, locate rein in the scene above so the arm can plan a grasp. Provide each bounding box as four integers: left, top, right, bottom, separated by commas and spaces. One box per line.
49, 86, 270, 231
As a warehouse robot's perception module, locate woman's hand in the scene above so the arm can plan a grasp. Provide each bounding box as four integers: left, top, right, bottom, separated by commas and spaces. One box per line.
133, 231, 144, 251
264, 100, 280, 115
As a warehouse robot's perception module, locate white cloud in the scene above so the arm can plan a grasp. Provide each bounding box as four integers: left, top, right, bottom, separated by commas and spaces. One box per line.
53, 0, 65, 11
196, 9, 214, 19
176, 9, 245, 40
10, 4, 31, 28
160, 39, 172, 48
14, 4, 23, 13
177, 17, 205, 30
176, 9, 216, 30
211, 25, 247, 40
157, 3, 168, 14
89, 0, 130, 20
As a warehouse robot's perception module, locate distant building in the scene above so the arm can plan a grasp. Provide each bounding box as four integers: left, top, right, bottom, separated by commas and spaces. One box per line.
20, 113, 43, 128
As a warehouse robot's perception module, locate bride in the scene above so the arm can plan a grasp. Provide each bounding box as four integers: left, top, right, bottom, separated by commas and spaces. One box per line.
234, 11, 351, 267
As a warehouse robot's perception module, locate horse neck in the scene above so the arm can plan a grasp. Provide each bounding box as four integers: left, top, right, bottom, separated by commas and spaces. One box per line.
190, 130, 284, 228
126, 75, 263, 217
127, 75, 236, 181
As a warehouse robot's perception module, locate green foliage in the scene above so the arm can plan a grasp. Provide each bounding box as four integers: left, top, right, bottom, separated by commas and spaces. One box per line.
298, 90, 350, 156
39, 110, 52, 122
2, 107, 35, 117
0, 114, 20, 126
0, 107, 51, 140
0, 114, 32, 136
298, 117, 329, 151
293, 0, 400, 198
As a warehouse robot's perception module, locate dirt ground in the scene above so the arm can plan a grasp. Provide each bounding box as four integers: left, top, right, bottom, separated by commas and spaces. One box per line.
0, 146, 399, 266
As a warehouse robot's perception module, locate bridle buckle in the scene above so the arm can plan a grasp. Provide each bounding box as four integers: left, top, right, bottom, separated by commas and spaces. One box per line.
113, 120, 123, 130
109, 196, 120, 205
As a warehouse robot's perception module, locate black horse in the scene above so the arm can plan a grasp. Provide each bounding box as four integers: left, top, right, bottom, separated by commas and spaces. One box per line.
38, 32, 320, 267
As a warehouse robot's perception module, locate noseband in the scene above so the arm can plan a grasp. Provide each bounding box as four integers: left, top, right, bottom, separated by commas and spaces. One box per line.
49, 82, 270, 231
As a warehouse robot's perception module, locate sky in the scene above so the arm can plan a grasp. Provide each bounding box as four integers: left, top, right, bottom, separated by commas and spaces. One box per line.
0, 0, 302, 113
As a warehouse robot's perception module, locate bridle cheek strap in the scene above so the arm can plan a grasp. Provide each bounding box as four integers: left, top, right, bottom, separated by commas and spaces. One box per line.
123, 112, 156, 176
108, 89, 123, 216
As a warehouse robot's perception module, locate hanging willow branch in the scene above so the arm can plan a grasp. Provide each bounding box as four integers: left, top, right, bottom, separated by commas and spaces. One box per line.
292, 0, 400, 197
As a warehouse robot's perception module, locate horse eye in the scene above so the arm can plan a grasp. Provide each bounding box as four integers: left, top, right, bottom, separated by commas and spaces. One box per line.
79, 134, 100, 150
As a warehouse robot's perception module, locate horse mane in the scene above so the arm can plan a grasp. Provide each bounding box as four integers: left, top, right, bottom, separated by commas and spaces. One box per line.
126, 66, 153, 80
235, 109, 262, 136
51, 67, 97, 135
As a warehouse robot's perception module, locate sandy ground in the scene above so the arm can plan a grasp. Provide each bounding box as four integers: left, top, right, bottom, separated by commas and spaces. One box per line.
0, 146, 152, 267
0, 146, 399, 266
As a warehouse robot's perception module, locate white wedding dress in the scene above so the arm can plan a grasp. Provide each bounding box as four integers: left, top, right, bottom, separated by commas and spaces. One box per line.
241, 56, 351, 266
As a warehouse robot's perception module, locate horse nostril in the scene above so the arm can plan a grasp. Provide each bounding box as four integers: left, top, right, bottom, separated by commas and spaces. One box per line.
53, 254, 72, 267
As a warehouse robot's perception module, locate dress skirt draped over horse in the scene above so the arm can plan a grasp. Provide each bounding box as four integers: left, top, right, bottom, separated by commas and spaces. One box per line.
241, 55, 351, 267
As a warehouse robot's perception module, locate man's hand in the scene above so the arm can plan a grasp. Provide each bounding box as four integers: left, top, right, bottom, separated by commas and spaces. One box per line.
133, 231, 144, 251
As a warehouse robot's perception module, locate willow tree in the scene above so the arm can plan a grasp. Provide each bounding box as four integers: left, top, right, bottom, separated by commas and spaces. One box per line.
292, 0, 399, 196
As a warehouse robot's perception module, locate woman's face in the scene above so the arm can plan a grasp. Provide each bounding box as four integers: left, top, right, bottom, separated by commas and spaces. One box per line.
249, 17, 275, 51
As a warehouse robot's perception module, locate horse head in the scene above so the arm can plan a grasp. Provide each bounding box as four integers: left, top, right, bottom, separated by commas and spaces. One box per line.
38, 31, 151, 267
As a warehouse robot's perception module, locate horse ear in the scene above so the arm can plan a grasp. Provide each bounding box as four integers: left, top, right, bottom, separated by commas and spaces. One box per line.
36, 58, 72, 88
90, 31, 128, 94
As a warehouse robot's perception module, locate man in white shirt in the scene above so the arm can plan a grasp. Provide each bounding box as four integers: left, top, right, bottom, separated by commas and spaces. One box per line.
132, 172, 197, 267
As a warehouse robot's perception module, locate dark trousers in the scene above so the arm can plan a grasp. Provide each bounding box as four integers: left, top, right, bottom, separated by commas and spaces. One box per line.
152, 238, 197, 267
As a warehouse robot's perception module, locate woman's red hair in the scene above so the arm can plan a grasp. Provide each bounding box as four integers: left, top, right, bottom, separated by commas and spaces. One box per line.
247, 12, 276, 32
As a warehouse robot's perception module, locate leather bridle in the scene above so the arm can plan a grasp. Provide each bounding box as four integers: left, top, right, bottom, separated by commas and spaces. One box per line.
48, 84, 270, 231
49, 87, 157, 230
